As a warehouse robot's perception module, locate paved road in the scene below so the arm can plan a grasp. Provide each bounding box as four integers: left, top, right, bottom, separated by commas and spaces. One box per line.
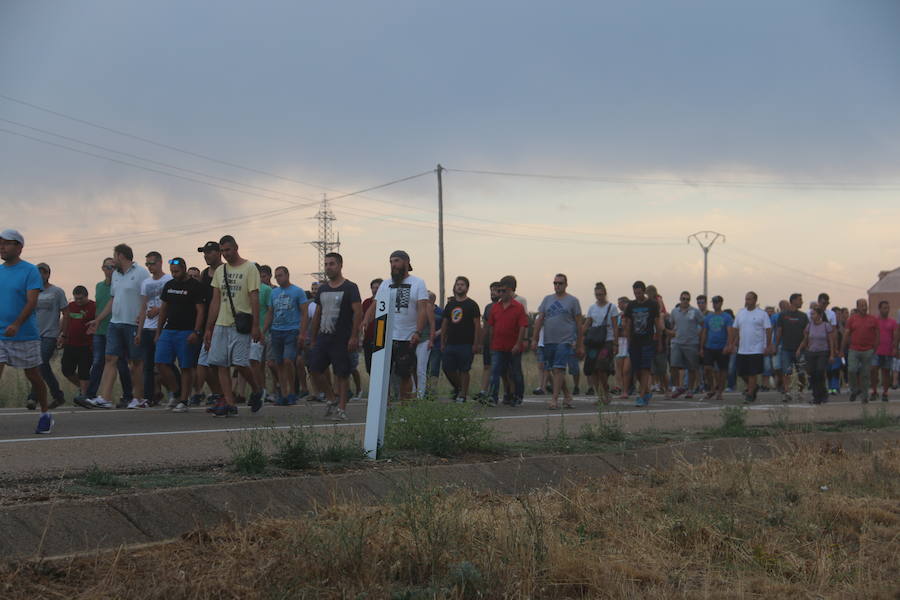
0, 392, 897, 475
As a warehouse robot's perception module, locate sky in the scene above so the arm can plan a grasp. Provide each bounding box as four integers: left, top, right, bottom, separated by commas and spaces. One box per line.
2, 0, 899, 311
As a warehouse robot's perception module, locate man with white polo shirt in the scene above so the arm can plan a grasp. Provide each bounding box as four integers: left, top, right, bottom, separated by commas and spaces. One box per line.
0, 229, 54, 433
87, 243, 150, 408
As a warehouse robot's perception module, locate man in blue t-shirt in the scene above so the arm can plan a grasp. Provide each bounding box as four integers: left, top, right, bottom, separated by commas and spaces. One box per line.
0, 229, 54, 434
263, 266, 308, 404
699, 295, 734, 401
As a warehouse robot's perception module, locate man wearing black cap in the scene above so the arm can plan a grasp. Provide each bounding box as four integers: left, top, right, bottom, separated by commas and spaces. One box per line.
0, 229, 54, 433
194, 241, 223, 404
364, 250, 433, 400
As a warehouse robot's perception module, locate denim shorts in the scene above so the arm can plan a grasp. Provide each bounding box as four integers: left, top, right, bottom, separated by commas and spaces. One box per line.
155, 329, 198, 368
780, 349, 801, 374
543, 342, 574, 370
269, 328, 299, 363
443, 344, 474, 373
106, 322, 140, 360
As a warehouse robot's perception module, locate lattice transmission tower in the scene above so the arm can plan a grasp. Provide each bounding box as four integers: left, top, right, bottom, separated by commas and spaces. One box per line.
308, 194, 341, 282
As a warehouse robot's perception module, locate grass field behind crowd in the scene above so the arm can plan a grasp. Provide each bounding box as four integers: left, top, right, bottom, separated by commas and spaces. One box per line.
0, 352, 554, 408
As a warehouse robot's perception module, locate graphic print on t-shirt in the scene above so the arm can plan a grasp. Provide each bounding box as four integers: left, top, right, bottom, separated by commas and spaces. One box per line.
451, 307, 463, 323
319, 290, 344, 335
392, 284, 411, 314
631, 307, 651, 336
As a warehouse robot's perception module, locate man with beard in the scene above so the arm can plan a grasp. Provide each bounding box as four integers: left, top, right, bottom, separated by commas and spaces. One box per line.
309, 253, 362, 420
441, 276, 482, 403
364, 250, 432, 400
193, 241, 224, 405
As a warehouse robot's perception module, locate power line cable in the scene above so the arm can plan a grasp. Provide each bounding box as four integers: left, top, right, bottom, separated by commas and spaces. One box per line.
445, 167, 900, 191
721, 246, 865, 289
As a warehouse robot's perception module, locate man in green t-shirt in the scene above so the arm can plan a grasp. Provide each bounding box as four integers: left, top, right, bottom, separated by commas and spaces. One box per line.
80, 257, 133, 408
246, 264, 273, 401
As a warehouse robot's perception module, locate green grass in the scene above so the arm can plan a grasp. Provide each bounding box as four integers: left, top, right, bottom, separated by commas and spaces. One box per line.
384, 398, 498, 457
226, 429, 269, 475
81, 464, 126, 488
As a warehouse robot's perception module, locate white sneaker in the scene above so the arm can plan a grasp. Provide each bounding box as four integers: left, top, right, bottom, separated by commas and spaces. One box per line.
165, 393, 178, 409
324, 401, 335, 416
330, 408, 347, 421
91, 397, 113, 409
127, 398, 149, 409
172, 402, 188, 413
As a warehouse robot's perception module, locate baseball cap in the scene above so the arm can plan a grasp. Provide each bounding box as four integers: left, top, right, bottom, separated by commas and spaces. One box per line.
197, 241, 220, 253
390, 249, 412, 271
0, 229, 24, 245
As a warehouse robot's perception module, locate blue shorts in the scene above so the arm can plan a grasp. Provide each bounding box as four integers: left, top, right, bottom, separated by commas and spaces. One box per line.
155, 329, 198, 368
543, 343, 574, 370
780, 349, 801, 374
629, 342, 655, 371
106, 323, 140, 360
536, 347, 547, 369
443, 344, 474, 373
350, 350, 360, 370
269, 329, 299, 363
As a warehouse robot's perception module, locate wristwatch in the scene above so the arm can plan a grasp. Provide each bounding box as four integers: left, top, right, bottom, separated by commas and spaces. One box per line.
194, 330, 202, 336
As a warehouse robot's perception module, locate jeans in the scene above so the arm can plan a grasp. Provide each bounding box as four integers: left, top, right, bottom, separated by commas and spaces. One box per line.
86, 333, 132, 399
805, 351, 829, 402
490, 350, 524, 401
727, 352, 737, 389
38, 336, 63, 401
141, 328, 180, 401
847, 348, 874, 394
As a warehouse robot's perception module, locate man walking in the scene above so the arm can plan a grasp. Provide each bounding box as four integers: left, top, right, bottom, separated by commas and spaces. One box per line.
31, 262, 68, 409
155, 257, 205, 412
204, 235, 264, 416
699, 295, 732, 401
532, 274, 583, 409
487, 276, 528, 406
871, 300, 897, 402
669, 291, 703, 399
622, 281, 662, 407
86, 244, 150, 409
841, 298, 879, 402
59, 286, 96, 401
249, 264, 273, 399
0, 230, 54, 433
263, 266, 308, 405
136, 251, 173, 405
365, 251, 431, 400
441, 276, 482, 403
309, 253, 362, 420
776, 293, 809, 402
360, 278, 383, 376
475, 282, 500, 401
194, 241, 224, 405
81, 258, 132, 409
727, 291, 774, 403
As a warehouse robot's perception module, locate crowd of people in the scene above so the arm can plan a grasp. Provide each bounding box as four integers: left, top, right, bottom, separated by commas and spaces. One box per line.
1, 228, 897, 436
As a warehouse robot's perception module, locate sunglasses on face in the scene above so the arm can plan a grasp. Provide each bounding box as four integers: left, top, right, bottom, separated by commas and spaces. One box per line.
145, 261, 157, 266
553, 281, 565, 286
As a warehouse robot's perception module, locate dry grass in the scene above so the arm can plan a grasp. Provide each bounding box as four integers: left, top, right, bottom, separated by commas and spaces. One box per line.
3, 443, 898, 599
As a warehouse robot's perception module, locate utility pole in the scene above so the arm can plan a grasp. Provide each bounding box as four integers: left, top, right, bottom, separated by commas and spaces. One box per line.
687, 231, 725, 299
308, 194, 340, 282
436, 164, 445, 303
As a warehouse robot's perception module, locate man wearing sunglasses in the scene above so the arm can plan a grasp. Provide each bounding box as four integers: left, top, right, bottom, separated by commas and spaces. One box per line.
532, 274, 583, 409
154, 258, 205, 412
135, 251, 174, 408
486, 275, 528, 406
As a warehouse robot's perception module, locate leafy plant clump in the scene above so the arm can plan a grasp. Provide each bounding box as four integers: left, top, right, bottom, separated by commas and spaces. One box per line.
384, 399, 498, 457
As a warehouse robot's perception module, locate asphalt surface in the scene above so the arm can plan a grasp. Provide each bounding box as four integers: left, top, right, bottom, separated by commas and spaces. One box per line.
0, 391, 897, 475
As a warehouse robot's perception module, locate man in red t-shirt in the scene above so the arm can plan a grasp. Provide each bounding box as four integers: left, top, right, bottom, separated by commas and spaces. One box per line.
58, 285, 96, 399
870, 300, 898, 402
842, 298, 879, 402
359, 278, 383, 377
486, 276, 528, 406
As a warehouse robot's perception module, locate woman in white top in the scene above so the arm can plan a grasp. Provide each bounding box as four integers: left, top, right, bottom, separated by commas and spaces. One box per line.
581, 282, 620, 404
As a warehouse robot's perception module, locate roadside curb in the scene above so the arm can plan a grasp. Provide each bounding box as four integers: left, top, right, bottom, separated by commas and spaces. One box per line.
2, 430, 897, 561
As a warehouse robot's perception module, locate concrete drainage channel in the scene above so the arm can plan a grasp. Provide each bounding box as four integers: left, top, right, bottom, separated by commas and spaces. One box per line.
2, 430, 897, 561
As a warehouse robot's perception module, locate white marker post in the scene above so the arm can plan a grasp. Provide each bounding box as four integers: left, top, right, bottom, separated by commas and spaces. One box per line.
364, 285, 394, 459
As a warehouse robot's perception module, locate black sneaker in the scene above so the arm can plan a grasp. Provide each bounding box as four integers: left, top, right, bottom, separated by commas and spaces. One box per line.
532, 387, 545, 396
249, 391, 263, 413
882, 393, 889, 402
73, 396, 94, 409
849, 390, 859, 402
585, 387, 595, 396
226, 404, 239, 417
189, 393, 205, 406
572, 386, 581, 396
48, 394, 66, 410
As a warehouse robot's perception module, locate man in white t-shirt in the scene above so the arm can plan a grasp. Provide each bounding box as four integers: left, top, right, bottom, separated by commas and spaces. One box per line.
136, 251, 173, 408
726, 291, 773, 403
808, 292, 837, 327
365, 250, 432, 400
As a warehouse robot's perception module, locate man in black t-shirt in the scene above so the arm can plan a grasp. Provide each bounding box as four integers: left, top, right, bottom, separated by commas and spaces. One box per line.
193, 241, 223, 403
440, 276, 482, 402
622, 280, 662, 407
309, 253, 362, 421
155, 257, 205, 412
777, 292, 809, 401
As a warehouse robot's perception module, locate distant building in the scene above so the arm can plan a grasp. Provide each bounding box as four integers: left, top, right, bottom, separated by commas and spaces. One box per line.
868, 267, 900, 318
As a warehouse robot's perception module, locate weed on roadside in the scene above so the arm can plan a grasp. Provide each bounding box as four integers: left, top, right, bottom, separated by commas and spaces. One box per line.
580, 409, 626, 443
385, 399, 498, 457
861, 406, 896, 430
81, 465, 126, 488
714, 405, 755, 437
226, 429, 269, 475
